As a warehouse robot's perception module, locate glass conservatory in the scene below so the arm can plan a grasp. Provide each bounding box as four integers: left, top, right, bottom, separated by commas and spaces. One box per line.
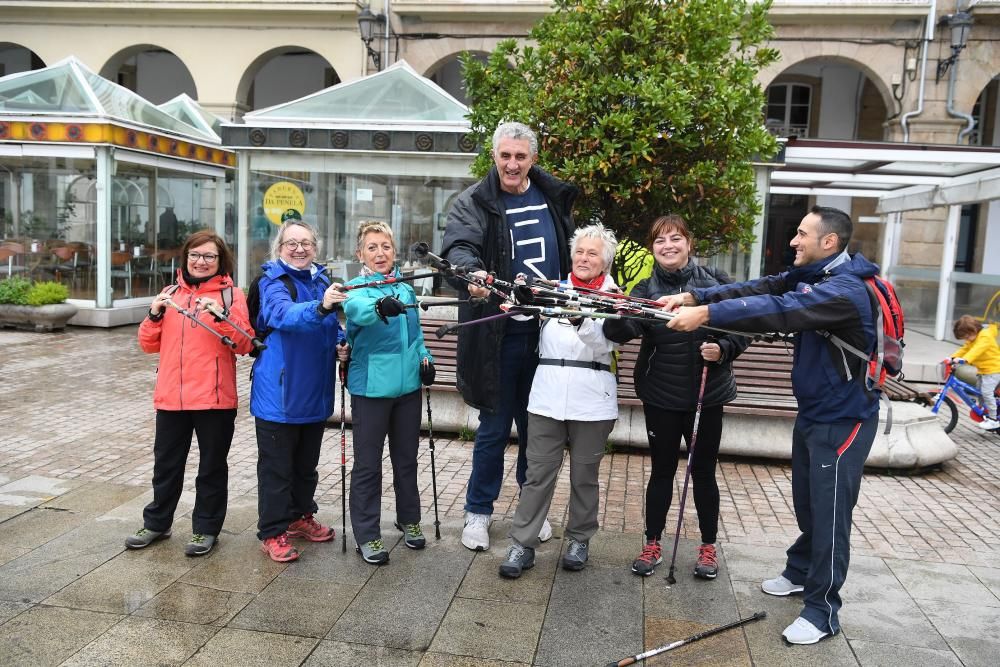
0, 57, 235, 326
224, 60, 476, 290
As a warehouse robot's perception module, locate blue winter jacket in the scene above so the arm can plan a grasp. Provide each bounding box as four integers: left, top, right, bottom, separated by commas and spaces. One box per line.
692, 253, 880, 423
250, 260, 346, 423
343, 270, 432, 399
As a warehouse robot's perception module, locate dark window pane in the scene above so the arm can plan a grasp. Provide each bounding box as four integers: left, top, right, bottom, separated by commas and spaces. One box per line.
791, 85, 811, 105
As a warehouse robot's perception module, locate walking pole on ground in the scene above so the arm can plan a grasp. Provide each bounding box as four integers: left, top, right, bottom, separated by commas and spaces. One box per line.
666, 358, 710, 585
425, 382, 442, 540
339, 356, 348, 554
604, 611, 766, 667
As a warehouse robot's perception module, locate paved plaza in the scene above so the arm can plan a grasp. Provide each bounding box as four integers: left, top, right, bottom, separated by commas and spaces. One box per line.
1, 325, 999, 666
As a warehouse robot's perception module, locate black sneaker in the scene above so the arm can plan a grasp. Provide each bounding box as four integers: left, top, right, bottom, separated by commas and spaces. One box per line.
125, 527, 171, 550
394, 522, 426, 550
184, 534, 216, 557
562, 538, 589, 571
499, 542, 535, 579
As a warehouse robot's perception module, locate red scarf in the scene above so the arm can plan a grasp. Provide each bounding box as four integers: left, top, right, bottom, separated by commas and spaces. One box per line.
569, 273, 605, 291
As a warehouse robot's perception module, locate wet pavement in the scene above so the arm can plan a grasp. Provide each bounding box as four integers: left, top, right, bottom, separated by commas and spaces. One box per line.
1, 326, 999, 666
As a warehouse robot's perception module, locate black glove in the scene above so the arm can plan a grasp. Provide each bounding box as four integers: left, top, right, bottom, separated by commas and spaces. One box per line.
512, 284, 535, 305
420, 360, 436, 386
375, 296, 406, 323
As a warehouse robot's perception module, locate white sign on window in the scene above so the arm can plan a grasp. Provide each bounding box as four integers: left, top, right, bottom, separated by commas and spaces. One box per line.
357, 188, 373, 202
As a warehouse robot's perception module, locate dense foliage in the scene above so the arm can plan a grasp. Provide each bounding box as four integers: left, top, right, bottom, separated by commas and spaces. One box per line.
0, 277, 69, 306
463, 0, 779, 285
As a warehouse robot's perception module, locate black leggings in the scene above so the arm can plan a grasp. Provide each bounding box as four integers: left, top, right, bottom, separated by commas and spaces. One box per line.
641, 403, 724, 544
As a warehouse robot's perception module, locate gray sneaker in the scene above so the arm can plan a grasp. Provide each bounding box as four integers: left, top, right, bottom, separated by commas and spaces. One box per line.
356, 538, 389, 565
762, 574, 804, 596
499, 542, 535, 579
394, 522, 426, 550
184, 534, 216, 557
562, 538, 589, 571
125, 527, 170, 550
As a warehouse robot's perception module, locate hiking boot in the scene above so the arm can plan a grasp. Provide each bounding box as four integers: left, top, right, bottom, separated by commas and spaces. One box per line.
631, 538, 662, 576
782, 617, 830, 645
287, 514, 335, 542
394, 522, 426, 550
260, 532, 299, 562
499, 542, 535, 579
694, 543, 718, 579
539, 518, 553, 543
978, 417, 1000, 430
562, 538, 589, 571
184, 534, 216, 557
462, 512, 491, 551
762, 574, 804, 596
357, 538, 389, 565
124, 527, 170, 550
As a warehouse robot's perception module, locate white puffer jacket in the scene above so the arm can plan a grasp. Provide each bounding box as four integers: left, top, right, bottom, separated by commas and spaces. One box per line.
527, 275, 619, 422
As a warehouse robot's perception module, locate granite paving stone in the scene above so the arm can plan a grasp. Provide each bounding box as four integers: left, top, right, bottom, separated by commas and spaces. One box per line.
40, 481, 147, 515
0, 506, 95, 554
0, 605, 121, 667
418, 652, 531, 666
304, 640, 424, 666
885, 559, 1000, 607
849, 639, 963, 667
428, 597, 545, 664
183, 627, 319, 666
968, 564, 1000, 601
179, 531, 287, 594
228, 576, 360, 638
644, 538, 740, 627
915, 600, 1000, 667
454, 527, 560, 606
59, 615, 217, 666
0, 600, 31, 625
133, 581, 254, 626
534, 560, 644, 666
276, 529, 382, 588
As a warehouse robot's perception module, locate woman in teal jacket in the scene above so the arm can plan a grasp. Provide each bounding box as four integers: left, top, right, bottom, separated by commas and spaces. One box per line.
342, 220, 434, 565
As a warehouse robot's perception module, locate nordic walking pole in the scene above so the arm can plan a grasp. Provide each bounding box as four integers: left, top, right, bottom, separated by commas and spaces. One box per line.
424, 377, 442, 540
339, 349, 348, 554
666, 357, 711, 585
605, 611, 767, 666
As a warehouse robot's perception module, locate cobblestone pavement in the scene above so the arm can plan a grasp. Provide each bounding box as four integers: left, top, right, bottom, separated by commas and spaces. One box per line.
2, 326, 999, 568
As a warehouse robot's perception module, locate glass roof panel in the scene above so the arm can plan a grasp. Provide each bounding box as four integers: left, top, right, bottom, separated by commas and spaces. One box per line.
250, 63, 468, 123
0, 66, 95, 113
158, 94, 223, 138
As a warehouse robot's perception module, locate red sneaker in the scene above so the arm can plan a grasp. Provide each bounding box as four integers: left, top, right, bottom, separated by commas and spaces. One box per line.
261, 532, 299, 562
287, 514, 335, 542
694, 543, 719, 579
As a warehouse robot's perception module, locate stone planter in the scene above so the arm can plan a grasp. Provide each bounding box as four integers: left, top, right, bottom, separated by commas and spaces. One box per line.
0, 303, 79, 332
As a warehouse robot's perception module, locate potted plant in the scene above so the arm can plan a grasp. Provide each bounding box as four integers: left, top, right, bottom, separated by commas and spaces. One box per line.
0, 277, 78, 332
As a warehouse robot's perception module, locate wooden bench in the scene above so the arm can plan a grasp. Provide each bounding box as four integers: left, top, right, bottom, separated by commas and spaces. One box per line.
419, 319, 925, 419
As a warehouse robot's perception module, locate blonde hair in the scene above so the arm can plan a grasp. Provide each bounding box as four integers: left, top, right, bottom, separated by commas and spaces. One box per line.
271, 220, 320, 260
355, 220, 395, 255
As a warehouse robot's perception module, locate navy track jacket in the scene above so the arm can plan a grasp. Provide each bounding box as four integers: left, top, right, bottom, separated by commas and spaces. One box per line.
691, 253, 881, 423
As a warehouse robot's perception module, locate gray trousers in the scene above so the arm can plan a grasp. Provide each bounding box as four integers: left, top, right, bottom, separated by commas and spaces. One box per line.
510, 413, 615, 548
350, 390, 422, 544
980, 373, 1000, 420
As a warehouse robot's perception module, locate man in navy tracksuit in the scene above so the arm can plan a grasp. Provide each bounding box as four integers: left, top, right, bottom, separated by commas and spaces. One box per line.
665, 206, 880, 645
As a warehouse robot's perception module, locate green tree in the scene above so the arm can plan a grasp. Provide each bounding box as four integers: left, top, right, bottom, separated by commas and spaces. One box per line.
463, 0, 779, 287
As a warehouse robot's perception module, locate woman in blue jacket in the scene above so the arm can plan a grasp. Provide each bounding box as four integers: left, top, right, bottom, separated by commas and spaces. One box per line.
251, 216, 348, 563
342, 220, 434, 565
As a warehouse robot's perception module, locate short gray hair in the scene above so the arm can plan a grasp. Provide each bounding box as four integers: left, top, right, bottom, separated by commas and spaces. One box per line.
271, 220, 321, 260
570, 223, 618, 275
492, 121, 538, 156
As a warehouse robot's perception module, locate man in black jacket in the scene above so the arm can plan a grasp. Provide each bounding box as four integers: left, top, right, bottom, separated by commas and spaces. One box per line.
441, 121, 578, 551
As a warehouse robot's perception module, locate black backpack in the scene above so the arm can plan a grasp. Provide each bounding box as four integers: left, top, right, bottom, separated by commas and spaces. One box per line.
246, 273, 296, 358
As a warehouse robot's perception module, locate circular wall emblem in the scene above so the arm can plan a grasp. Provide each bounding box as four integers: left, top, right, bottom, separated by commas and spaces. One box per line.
458, 134, 477, 153
249, 128, 267, 146
415, 133, 433, 151
289, 129, 307, 148
149, 135, 159, 150
66, 124, 83, 141
372, 131, 390, 150
332, 131, 349, 149
0, 122, 9, 138
169, 140, 180, 154
126, 130, 138, 146
30, 123, 47, 140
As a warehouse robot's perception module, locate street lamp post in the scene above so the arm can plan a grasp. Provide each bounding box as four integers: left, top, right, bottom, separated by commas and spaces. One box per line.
936, 11, 974, 83
358, 6, 384, 72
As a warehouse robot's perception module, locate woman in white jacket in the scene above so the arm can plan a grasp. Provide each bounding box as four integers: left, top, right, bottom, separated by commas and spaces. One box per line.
500, 223, 619, 578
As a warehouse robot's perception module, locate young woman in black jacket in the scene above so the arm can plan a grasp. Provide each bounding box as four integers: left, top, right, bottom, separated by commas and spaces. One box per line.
603, 215, 749, 580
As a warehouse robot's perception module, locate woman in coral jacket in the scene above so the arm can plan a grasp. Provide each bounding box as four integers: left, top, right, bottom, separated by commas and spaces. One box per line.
127, 230, 254, 557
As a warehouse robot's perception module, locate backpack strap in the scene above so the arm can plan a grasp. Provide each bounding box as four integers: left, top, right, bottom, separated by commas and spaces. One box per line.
220, 285, 233, 313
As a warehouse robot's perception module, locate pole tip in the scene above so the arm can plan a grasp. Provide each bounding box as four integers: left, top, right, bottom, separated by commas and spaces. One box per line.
754, 610, 767, 620
410, 242, 429, 259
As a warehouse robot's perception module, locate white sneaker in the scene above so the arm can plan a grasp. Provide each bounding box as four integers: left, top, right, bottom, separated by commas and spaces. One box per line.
782, 617, 829, 645
538, 518, 553, 543
462, 512, 491, 551
977, 417, 1000, 430
761, 575, 804, 596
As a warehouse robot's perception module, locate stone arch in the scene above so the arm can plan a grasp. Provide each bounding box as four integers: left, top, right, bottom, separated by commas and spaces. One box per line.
99, 44, 197, 104
423, 50, 490, 105
0, 42, 45, 75
234, 46, 339, 112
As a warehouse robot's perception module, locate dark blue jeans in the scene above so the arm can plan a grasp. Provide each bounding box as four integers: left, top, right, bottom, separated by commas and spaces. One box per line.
464, 329, 539, 515
782, 413, 878, 635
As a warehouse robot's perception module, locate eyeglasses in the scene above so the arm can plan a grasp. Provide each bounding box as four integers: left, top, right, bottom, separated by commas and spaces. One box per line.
188, 252, 219, 263
281, 240, 316, 250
